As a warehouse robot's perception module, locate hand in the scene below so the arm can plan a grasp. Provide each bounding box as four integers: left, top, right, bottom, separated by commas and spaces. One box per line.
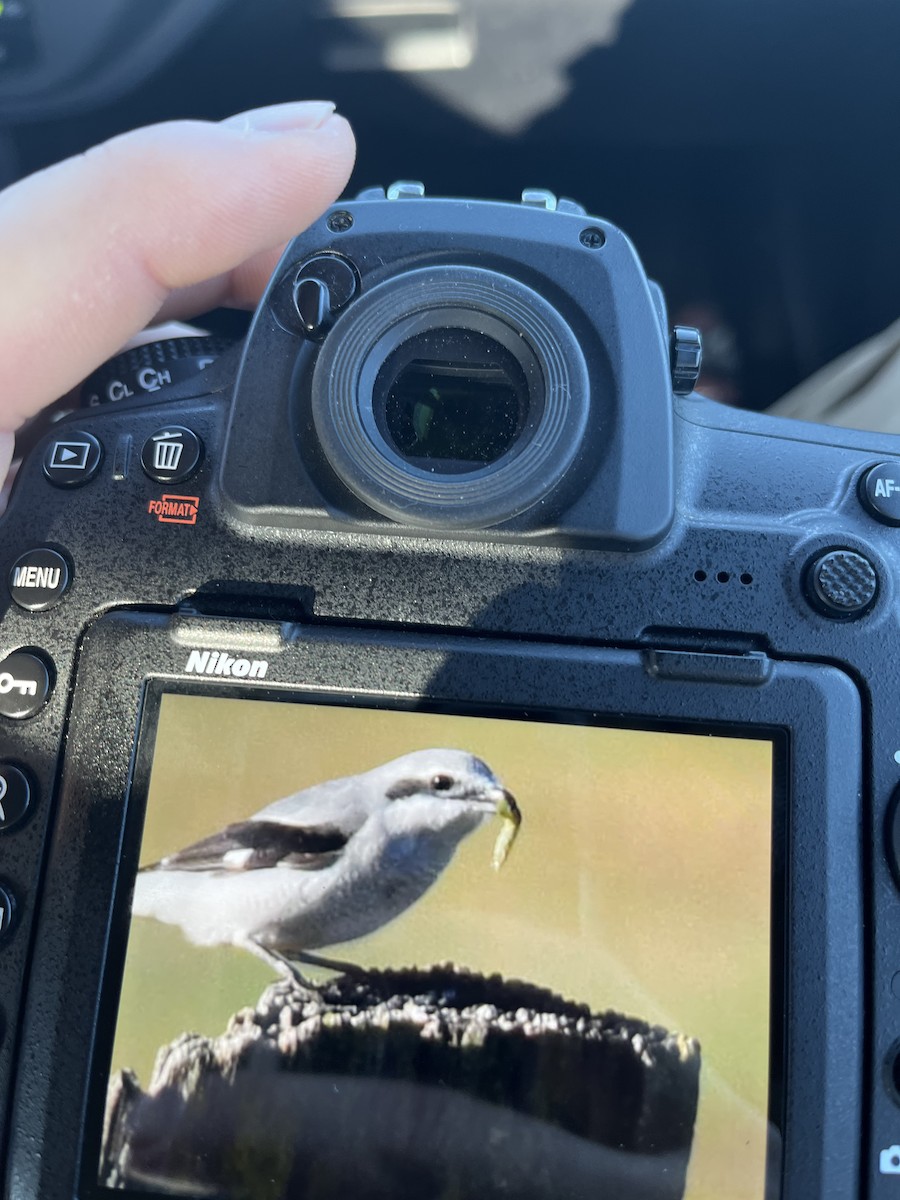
0, 101, 356, 484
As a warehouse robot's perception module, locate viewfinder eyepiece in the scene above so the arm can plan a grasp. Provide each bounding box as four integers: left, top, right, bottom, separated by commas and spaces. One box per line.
308, 265, 590, 530
375, 329, 529, 474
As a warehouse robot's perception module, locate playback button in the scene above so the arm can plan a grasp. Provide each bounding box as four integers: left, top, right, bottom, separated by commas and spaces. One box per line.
0, 765, 31, 832
43, 431, 102, 487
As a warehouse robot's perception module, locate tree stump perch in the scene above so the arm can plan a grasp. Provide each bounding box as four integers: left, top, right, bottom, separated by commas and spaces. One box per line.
100, 965, 701, 1199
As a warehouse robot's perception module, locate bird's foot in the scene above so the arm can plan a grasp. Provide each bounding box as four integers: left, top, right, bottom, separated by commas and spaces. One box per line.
245, 939, 366, 999
293, 949, 368, 978
242, 939, 324, 999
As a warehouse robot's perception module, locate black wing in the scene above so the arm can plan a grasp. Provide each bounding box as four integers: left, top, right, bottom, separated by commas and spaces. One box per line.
141, 820, 348, 874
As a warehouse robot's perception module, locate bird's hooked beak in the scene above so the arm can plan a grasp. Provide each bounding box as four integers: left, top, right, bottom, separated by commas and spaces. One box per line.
491, 786, 521, 871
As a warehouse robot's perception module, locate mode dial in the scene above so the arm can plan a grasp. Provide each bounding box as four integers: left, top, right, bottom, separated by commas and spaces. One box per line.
81, 336, 231, 407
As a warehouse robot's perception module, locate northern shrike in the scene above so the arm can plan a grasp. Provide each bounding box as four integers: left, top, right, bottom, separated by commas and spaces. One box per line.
132, 749, 520, 982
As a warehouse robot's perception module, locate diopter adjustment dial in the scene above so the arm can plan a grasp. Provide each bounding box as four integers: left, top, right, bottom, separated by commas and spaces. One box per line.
81, 336, 232, 407
292, 255, 359, 338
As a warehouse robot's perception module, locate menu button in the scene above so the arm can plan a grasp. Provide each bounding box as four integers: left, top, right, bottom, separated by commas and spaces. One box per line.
8, 549, 71, 611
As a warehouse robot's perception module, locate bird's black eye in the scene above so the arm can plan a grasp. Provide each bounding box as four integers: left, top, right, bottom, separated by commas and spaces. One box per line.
431, 773, 454, 792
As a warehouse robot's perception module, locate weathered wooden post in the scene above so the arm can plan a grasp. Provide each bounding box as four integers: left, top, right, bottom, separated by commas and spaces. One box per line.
101, 966, 701, 1200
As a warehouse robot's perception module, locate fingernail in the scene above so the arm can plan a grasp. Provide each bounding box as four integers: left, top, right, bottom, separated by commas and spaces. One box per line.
223, 101, 338, 135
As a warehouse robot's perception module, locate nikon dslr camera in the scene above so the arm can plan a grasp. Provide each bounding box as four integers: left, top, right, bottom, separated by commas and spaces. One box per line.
0, 184, 897, 1200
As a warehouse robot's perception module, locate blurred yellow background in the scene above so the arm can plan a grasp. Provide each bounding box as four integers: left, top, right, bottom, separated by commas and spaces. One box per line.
110, 693, 774, 1200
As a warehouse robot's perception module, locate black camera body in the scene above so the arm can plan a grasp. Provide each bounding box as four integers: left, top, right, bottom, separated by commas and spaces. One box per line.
1, 188, 899, 1200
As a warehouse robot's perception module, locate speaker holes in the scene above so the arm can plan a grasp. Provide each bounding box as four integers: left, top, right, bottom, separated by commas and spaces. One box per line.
693, 569, 754, 585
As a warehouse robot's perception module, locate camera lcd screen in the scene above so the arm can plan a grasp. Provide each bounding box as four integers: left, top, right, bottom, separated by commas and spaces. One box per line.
95, 690, 778, 1200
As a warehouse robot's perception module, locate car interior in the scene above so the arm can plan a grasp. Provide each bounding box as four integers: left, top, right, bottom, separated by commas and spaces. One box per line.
2, 0, 899, 420
2, 5, 898, 1199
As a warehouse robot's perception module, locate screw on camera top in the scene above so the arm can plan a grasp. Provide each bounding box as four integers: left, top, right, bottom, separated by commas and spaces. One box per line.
579, 227, 606, 249
326, 211, 354, 233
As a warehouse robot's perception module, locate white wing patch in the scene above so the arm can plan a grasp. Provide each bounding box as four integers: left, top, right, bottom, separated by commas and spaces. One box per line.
222, 848, 255, 870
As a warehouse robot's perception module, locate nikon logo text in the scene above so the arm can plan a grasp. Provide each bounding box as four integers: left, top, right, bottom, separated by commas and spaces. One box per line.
185, 650, 269, 679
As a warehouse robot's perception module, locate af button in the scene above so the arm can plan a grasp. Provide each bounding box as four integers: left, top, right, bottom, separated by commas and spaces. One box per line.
860, 463, 900, 525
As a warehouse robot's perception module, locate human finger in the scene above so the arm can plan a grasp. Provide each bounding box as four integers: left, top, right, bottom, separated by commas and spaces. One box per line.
0, 99, 355, 443
150, 241, 295, 322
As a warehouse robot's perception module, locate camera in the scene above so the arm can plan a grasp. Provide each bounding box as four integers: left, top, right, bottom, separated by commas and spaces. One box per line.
0, 183, 897, 1200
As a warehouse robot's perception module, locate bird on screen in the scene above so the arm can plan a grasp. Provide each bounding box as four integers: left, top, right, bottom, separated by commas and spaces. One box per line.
132, 748, 521, 984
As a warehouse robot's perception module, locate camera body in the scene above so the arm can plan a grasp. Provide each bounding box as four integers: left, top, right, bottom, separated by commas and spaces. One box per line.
1, 188, 899, 1200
